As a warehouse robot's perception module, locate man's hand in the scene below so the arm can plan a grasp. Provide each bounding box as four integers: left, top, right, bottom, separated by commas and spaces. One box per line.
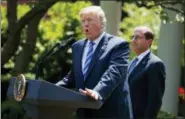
79, 88, 101, 100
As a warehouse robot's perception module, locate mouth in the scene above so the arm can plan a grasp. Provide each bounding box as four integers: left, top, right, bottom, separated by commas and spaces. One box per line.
85, 29, 89, 33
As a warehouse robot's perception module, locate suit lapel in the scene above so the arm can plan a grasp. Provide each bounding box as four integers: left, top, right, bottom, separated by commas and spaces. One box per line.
84, 33, 111, 81
77, 39, 87, 79
128, 52, 151, 83
127, 59, 134, 75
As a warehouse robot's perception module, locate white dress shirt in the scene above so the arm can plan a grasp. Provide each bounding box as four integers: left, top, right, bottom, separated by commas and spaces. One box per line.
82, 32, 105, 70
135, 49, 150, 66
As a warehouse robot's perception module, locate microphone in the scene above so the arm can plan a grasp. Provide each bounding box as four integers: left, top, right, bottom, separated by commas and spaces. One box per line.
35, 37, 76, 80
59, 37, 76, 48
53, 37, 76, 54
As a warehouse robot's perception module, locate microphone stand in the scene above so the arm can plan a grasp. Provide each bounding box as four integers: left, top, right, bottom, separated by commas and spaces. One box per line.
35, 37, 75, 80
35, 42, 60, 80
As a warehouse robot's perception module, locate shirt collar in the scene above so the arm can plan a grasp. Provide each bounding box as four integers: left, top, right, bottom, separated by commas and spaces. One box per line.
137, 49, 150, 61
87, 32, 105, 46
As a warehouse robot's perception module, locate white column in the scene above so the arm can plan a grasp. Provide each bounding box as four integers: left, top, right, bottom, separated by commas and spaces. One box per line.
158, 8, 184, 115
100, 1, 121, 35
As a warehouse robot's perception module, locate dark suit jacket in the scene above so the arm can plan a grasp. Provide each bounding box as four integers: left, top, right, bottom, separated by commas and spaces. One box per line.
57, 33, 130, 118
128, 52, 166, 119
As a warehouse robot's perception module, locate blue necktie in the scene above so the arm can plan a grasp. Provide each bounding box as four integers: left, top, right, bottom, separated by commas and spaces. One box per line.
128, 57, 138, 74
83, 41, 95, 77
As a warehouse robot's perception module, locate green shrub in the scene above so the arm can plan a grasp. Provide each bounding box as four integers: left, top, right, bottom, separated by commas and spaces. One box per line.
157, 110, 176, 119
1, 100, 30, 119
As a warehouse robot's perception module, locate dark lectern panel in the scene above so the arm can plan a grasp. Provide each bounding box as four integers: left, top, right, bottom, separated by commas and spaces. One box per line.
7, 78, 103, 119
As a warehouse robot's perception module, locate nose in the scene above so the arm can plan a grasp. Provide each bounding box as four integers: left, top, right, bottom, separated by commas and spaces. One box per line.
82, 20, 89, 27
131, 39, 137, 45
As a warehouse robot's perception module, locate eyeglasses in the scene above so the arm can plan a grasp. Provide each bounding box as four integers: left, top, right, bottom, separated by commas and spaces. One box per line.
130, 35, 145, 40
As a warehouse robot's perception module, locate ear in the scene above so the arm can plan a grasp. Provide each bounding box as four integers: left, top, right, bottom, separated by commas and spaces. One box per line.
147, 39, 153, 47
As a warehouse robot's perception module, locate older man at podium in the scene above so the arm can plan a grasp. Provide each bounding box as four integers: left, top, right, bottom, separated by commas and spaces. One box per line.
56, 6, 131, 119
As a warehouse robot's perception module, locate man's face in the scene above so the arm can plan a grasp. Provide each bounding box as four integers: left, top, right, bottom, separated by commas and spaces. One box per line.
131, 30, 152, 55
80, 13, 102, 40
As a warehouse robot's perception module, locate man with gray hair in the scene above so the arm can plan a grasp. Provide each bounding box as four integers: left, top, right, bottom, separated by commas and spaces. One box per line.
56, 6, 131, 118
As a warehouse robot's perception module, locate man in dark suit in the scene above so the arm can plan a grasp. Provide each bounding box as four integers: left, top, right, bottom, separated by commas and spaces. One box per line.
128, 26, 166, 119
56, 6, 131, 118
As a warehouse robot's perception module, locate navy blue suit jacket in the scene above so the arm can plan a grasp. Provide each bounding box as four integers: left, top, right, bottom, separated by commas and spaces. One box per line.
57, 33, 130, 118
128, 52, 166, 119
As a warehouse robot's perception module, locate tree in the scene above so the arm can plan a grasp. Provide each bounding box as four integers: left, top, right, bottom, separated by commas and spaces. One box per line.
1, 0, 57, 66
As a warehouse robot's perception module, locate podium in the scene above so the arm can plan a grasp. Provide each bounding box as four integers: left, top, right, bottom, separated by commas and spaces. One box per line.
7, 78, 103, 119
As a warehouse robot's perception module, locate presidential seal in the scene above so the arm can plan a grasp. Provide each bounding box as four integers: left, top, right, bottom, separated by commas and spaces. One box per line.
14, 74, 26, 102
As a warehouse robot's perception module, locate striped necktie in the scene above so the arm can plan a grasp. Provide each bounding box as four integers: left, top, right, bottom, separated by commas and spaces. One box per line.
83, 41, 95, 78
128, 57, 138, 74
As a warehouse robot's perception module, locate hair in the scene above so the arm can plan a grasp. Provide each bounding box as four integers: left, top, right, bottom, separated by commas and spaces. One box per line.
134, 26, 154, 40
79, 6, 106, 31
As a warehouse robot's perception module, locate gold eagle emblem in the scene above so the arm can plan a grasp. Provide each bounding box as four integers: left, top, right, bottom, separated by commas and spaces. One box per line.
13, 74, 26, 102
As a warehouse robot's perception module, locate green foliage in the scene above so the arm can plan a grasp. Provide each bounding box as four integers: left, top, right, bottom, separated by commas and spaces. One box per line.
17, 4, 31, 19
120, 3, 161, 59
1, 3, 31, 34
39, 1, 91, 42
157, 110, 176, 119
1, 100, 30, 119
1, 5, 8, 35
